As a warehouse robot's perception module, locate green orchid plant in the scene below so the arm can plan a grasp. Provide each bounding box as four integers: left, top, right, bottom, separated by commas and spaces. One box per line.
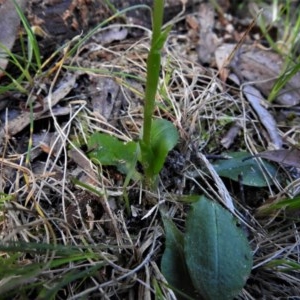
87, 0, 178, 188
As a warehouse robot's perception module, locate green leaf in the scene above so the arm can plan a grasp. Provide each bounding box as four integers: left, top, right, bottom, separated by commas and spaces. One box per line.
152, 25, 172, 52
212, 151, 278, 187
184, 196, 253, 300
87, 133, 139, 176
264, 258, 300, 272
257, 194, 300, 216
161, 216, 198, 300
149, 118, 178, 175
39, 264, 104, 299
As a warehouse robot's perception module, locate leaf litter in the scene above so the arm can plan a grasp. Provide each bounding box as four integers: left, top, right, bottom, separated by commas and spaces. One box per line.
1, 1, 300, 299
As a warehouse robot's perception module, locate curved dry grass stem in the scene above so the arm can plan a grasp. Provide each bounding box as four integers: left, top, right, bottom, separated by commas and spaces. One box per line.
0, 158, 36, 205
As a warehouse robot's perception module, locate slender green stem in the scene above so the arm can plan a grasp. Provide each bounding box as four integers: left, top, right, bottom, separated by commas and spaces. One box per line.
151, 0, 164, 46
143, 50, 161, 146
142, 0, 164, 147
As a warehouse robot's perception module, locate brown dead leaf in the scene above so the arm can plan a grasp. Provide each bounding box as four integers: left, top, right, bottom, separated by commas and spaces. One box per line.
186, 15, 199, 30
215, 44, 300, 106
0, 73, 76, 142
254, 148, 300, 168
68, 148, 95, 176
89, 76, 122, 120
243, 85, 282, 149
0, 0, 27, 76
197, 3, 222, 64
220, 121, 242, 149
90, 26, 128, 45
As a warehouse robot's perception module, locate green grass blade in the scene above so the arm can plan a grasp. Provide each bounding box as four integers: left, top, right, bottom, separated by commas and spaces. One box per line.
13, 0, 41, 69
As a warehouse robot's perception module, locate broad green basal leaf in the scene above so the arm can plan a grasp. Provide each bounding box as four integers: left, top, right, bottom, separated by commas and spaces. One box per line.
161, 216, 199, 299
184, 196, 253, 300
150, 118, 178, 175
87, 133, 139, 177
212, 151, 278, 187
